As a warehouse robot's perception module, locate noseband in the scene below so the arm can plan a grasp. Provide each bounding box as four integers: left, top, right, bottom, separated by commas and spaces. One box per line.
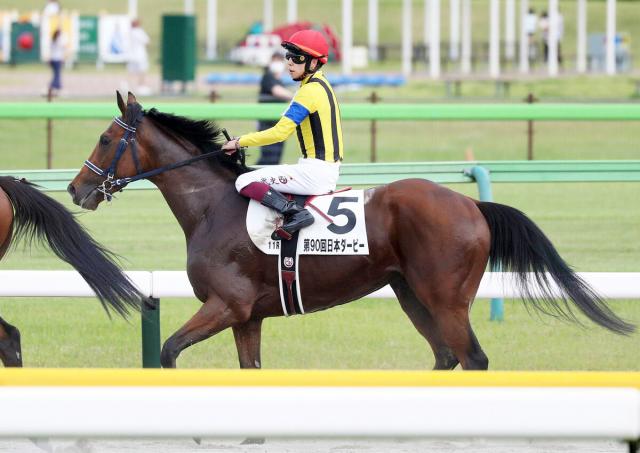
84, 113, 145, 202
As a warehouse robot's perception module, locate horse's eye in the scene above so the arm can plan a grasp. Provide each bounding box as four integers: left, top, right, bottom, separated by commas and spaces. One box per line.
100, 135, 110, 146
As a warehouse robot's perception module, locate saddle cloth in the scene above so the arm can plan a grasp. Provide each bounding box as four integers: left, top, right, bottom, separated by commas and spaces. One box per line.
247, 189, 370, 317
246, 189, 370, 256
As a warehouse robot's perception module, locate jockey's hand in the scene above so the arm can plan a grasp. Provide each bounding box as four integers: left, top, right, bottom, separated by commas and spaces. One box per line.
222, 139, 240, 155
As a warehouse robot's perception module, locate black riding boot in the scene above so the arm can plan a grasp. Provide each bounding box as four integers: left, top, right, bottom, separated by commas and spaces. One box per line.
261, 188, 314, 240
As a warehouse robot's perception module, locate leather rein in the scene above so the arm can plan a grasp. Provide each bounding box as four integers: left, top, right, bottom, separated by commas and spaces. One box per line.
83, 113, 244, 202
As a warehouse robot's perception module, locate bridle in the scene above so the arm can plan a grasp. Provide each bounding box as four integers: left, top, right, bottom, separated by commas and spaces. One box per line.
84, 113, 144, 202
83, 112, 246, 202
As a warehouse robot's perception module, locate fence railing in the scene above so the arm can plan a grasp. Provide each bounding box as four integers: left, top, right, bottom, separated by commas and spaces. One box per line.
1, 270, 638, 368
2, 102, 639, 165
1, 102, 640, 120
3, 160, 640, 191
0, 369, 638, 445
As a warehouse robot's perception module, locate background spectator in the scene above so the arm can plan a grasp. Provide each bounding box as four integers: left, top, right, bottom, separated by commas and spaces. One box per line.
256, 52, 293, 165
540, 10, 564, 66
539, 11, 549, 61
524, 7, 538, 63
48, 29, 64, 96
42, 0, 60, 17
127, 19, 151, 95
556, 9, 565, 67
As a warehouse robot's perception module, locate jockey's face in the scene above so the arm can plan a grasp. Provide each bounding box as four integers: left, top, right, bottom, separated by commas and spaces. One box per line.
287, 56, 318, 81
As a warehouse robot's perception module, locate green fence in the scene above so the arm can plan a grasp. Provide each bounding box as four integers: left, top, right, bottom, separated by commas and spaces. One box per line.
3, 161, 640, 191
1, 103, 640, 121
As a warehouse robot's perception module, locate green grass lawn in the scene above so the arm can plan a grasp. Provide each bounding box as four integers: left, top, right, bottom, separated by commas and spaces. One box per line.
0, 297, 638, 370
0, 113, 638, 170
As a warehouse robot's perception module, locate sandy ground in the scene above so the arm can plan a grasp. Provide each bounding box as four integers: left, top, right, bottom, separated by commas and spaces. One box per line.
0, 438, 631, 453
0, 67, 207, 99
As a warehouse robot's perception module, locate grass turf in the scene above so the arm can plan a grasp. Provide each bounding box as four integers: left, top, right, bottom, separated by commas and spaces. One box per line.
0, 297, 637, 370
0, 115, 638, 170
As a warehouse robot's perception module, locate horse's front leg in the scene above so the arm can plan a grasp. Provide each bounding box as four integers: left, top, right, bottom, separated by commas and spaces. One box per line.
160, 294, 250, 368
233, 319, 263, 369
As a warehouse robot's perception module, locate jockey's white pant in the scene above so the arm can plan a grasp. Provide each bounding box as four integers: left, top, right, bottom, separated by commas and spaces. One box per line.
235, 157, 340, 195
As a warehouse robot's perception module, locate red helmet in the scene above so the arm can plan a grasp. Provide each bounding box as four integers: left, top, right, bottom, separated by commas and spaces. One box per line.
282, 30, 329, 64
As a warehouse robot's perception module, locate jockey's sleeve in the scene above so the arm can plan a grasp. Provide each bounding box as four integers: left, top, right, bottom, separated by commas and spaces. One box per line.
238, 83, 317, 148
237, 115, 297, 148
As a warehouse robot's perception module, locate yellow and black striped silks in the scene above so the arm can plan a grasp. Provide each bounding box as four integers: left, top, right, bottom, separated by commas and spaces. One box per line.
239, 71, 343, 162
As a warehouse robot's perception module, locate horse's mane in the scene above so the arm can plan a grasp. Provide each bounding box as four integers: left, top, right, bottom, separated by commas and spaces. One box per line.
140, 106, 251, 176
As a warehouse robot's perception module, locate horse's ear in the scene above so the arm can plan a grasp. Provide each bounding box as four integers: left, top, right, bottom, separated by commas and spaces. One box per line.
127, 91, 137, 105
116, 91, 126, 115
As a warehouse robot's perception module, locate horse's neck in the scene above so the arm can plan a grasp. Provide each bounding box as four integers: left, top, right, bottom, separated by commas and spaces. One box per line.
149, 146, 236, 238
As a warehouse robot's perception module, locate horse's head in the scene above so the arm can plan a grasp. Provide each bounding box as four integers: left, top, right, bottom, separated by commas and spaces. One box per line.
68, 91, 149, 210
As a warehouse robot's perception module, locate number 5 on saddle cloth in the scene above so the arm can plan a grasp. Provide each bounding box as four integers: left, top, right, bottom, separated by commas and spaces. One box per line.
246, 189, 370, 316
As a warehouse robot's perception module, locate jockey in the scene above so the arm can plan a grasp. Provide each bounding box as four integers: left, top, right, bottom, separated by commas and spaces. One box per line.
222, 30, 343, 240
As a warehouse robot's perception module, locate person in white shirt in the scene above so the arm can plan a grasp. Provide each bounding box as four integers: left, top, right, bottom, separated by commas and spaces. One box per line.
540, 10, 564, 67
42, 0, 60, 17
127, 19, 151, 94
555, 10, 565, 67
524, 8, 538, 62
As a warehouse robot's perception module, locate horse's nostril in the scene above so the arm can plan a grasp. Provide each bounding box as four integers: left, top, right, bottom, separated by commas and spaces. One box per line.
67, 183, 76, 197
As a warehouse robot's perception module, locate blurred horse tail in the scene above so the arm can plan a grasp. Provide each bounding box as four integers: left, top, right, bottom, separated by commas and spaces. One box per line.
0, 176, 144, 366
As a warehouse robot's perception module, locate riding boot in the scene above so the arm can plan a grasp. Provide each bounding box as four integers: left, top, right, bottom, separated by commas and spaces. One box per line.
261, 188, 314, 240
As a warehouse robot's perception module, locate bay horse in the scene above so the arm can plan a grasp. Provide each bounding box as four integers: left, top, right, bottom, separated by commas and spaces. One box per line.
68, 92, 634, 370
0, 176, 143, 367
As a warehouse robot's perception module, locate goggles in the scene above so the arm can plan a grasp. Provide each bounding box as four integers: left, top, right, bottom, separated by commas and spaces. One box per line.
285, 52, 307, 64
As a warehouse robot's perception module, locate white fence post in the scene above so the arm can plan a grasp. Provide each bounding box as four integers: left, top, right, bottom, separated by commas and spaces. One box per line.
368, 0, 379, 61
428, 0, 441, 79
576, 0, 587, 73
606, 0, 616, 75
402, 0, 412, 76
489, 0, 500, 77
206, 0, 217, 60
461, 0, 472, 74
342, 0, 353, 75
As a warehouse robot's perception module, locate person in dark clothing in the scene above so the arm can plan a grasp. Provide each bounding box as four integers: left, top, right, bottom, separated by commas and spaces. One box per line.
256, 52, 293, 165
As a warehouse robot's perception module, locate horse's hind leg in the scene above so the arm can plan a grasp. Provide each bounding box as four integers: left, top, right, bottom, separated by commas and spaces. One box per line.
0, 315, 22, 367
160, 295, 250, 368
390, 278, 458, 370
232, 319, 263, 369
403, 274, 488, 370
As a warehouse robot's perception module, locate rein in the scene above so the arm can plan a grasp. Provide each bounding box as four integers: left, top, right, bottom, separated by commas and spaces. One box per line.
84, 113, 245, 202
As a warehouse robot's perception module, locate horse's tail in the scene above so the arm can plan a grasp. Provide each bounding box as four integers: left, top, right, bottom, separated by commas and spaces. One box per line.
476, 201, 634, 335
0, 177, 142, 318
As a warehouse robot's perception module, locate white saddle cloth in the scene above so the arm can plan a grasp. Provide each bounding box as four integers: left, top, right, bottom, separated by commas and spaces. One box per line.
246, 189, 370, 256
